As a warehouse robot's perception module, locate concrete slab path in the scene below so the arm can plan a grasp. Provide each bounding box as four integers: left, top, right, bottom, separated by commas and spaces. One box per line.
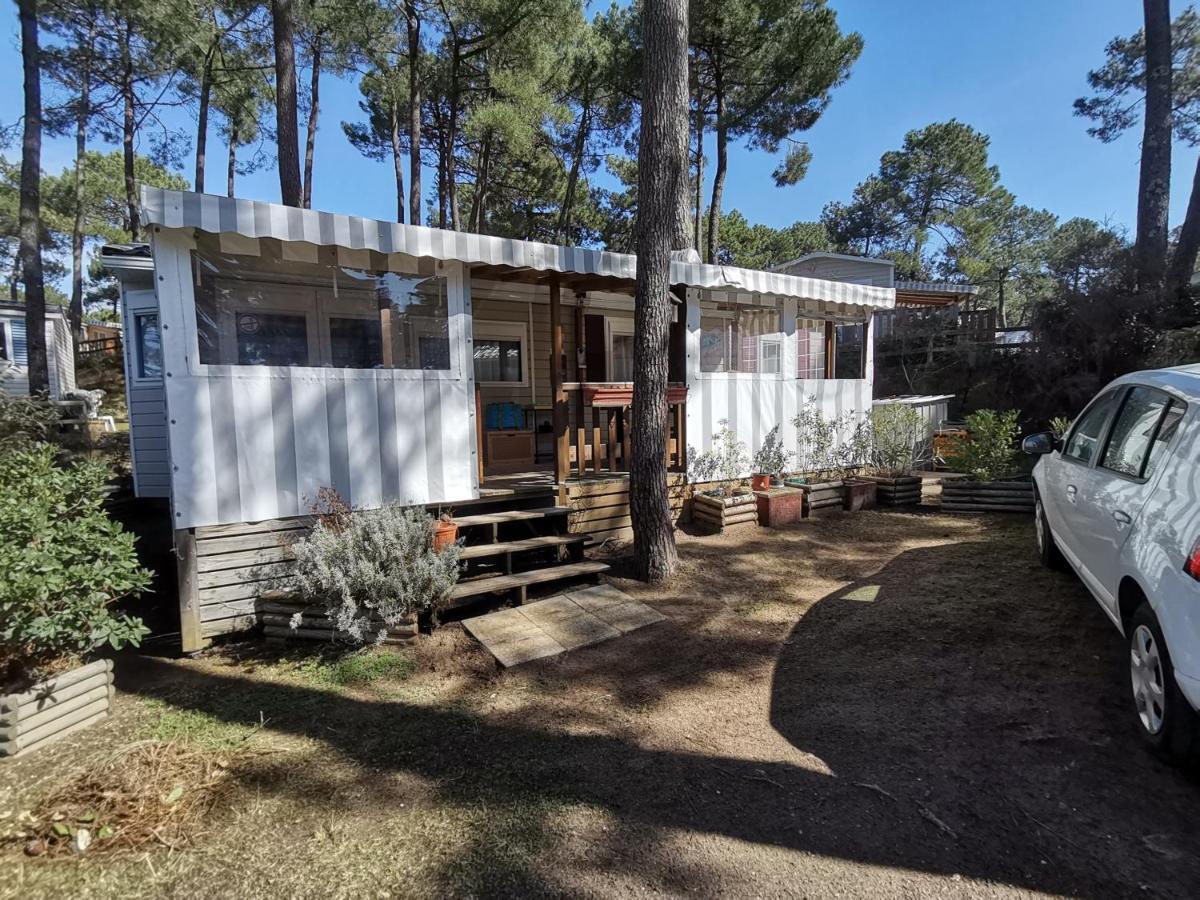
461, 584, 666, 667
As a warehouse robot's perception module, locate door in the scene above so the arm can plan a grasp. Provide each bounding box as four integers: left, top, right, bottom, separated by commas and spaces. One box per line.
1046, 387, 1123, 580
1069, 386, 1186, 610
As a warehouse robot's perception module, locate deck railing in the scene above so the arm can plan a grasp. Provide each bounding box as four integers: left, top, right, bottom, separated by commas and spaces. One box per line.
558, 383, 686, 479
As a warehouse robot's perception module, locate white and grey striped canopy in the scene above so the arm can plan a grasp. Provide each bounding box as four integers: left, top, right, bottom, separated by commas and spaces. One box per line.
142, 187, 895, 310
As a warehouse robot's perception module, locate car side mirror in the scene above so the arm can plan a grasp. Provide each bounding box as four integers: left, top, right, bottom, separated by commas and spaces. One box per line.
1021, 432, 1057, 456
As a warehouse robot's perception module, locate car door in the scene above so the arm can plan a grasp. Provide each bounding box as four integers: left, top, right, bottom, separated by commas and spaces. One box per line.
1070, 386, 1187, 610
1046, 388, 1124, 573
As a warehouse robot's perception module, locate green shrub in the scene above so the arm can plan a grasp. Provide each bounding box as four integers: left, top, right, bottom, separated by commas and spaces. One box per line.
751, 425, 792, 476
687, 419, 750, 492
289, 502, 460, 645
0, 443, 151, 685
870, 404, 928, 475
0, 386, 61, 446
945, 409, 1021, 481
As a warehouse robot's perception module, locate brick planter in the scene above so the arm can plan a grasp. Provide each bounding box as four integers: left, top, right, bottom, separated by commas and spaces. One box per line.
692, 491, 758, 532
0, 659, 114, 758
257, 595, 418, 644
940, 478, 1034, 514
755, 488, 805, 527
868, 475, 923, 507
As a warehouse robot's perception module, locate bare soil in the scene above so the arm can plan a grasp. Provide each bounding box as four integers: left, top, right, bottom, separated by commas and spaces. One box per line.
3, 510, 1199, 898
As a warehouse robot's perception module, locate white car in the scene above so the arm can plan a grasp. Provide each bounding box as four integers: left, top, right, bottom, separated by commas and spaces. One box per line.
1023, 364, 1200, 760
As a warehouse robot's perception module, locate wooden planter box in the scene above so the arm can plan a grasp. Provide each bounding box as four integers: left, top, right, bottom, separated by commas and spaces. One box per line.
789, 480, 844, 516
843, 478, 878, 512
868, 475, 923, 507
257, 596, 418, 644
0, 659, 114, 758
692, 491, 758, 532
755, 488, 805, 527
940, 478, 1035, 514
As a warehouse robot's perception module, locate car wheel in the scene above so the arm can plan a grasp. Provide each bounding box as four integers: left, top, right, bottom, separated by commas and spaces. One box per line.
1034, 491, 1065, 570
1129, 603, 1199, 762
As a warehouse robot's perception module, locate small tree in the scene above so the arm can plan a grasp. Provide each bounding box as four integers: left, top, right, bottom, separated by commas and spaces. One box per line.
870, 403, 928, 476
751, 424, 792, 477
945, 409, 1021, 481
0, 444, 151, 686
290, 501, 460, 644
688, 419, 749, 494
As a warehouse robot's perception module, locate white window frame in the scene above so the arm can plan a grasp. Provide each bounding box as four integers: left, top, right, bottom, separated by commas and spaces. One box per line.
759, 336, 783, 375
132, 311, 164, 382
605, 316, 636, 383
471, 319, 529, 387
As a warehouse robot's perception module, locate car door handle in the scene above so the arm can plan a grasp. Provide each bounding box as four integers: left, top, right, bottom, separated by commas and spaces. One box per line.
1113, 510, 1132, 525
1066, 485, 1078, 503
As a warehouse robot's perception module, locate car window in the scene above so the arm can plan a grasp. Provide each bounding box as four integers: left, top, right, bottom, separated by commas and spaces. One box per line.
1144, 400, 1187, 477
1062, 389, 1122, 465
1101, 387, 1172, 477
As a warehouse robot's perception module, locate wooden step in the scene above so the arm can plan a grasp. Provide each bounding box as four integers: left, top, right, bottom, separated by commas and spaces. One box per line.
447, 561, 610, 604
458, 534, 591, 560
452, 506, 571, 528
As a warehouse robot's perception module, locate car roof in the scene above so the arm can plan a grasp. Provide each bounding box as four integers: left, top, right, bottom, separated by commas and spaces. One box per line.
1111, 364, 1200, 399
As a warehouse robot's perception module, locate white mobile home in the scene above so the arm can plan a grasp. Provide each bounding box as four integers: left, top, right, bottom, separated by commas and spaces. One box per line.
0, 303, 75, 399
104, 187, 894, 650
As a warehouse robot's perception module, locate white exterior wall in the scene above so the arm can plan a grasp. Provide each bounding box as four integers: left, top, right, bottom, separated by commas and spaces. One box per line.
121, 286, 171, 497
151, 228, 480, 529
684, 290, 874, 476
776, 255, 894, 288
0, 311, 74, 400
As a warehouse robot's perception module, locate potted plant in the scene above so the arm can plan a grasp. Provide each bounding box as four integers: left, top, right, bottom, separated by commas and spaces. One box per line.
837, 417, 878, 512
433, 509, 459, 552
688, 420, 757, 531
940, 409, 1033, 513
791, 396, 854, 515
0, 442, 151, 757
751, 425, 792, 491
864, 403, 927, 507
262, 501, 461, 642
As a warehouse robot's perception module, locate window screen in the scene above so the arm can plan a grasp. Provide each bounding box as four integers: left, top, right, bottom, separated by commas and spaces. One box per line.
1062, 389, 1121, 465
192, 234, 449, 370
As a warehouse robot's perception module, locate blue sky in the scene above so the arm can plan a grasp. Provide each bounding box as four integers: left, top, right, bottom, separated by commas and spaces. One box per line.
0, 0, 1194, 240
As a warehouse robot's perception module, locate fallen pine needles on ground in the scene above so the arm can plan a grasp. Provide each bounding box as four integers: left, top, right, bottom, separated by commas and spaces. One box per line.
18, 740, 240, 856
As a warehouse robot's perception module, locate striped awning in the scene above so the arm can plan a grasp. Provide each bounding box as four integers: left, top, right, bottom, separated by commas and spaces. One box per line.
142, 187, 895, 311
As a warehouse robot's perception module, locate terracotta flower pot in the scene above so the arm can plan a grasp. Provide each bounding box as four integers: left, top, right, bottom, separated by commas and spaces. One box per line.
432, 520, 459, 552
750, 473, 771, 492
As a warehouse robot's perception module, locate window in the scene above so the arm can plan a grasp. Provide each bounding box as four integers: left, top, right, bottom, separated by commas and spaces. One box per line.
192, 234, 449, 370
1145, 402, 1186, 476
797, 320, 825, 379
134, 313, 162, 379
1063, 389, 1121, 465
474, 339, 522, 382
1102, 387, 1183, 478
834, 323, 865, 379
9, 320, 27, 366
0, 322, 7, 360
760, 338, 782, 375
606, 318, 636, 382
699, 301, 781, 373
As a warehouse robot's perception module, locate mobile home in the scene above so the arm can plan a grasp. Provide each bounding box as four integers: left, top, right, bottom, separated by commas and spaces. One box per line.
0, 303, 75, 399
104, 187, 895, 650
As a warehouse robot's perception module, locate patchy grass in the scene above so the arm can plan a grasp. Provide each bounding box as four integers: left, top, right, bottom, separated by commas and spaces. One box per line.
300, 648, 416, 687
143, 702, 262, 751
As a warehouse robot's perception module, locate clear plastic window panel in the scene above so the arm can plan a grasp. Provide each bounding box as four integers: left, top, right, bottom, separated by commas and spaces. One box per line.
699, 301, 781, 374
191, 234, 449, 370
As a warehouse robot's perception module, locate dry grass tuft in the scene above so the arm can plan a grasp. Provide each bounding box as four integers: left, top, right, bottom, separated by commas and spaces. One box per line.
20, 740, 237, 856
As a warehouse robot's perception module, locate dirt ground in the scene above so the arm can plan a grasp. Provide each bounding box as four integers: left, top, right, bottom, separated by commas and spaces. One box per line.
3, 509, 1199, 899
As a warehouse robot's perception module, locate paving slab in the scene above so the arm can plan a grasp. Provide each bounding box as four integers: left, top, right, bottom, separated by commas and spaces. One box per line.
462, 587, 666, 667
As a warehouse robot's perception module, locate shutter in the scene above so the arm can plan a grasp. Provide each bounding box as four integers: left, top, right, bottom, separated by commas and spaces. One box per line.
10, 320, 27, 365
584, 314, 606, 382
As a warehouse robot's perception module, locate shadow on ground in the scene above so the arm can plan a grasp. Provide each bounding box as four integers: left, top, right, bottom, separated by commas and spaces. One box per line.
115, 514, 1200, 897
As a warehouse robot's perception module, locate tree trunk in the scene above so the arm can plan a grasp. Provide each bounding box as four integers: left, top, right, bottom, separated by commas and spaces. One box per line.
226, 122, 238, 196
195, 45, 215, 192
446, 40, 461, 230
272, 0, 303, 207
69, 17, 95, 340
18, 0, 48, 395
390, 104, 405, 223
119, 22, 139, 240
996, 277, 1007, 328
1168, 154, 1200, 292
468, 132, 492, 233
1135, 0, 1173, 291
302, 39, 322, 209
556, 102, 590, 244
406, 1, 422, 226
692, 97, 703, 252
630, 0, 687, 583
705, 76, 726, 264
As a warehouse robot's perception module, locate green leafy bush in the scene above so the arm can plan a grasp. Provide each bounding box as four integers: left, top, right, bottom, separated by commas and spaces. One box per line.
870, 403, 928, 475
945, 409, 1021, 481
0, 386, 61, 446
751, 425, 792, 476
289, 502, 460, 645
687, 419, 750, 493
0, 444, 151, 685
793, 396, 868, 477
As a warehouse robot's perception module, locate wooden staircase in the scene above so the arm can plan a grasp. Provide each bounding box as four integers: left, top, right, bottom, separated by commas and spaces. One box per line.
443, 504, 609, 614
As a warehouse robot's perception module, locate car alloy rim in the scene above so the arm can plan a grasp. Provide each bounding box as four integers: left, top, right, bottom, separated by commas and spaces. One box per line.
1130, 624, 1166, 735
